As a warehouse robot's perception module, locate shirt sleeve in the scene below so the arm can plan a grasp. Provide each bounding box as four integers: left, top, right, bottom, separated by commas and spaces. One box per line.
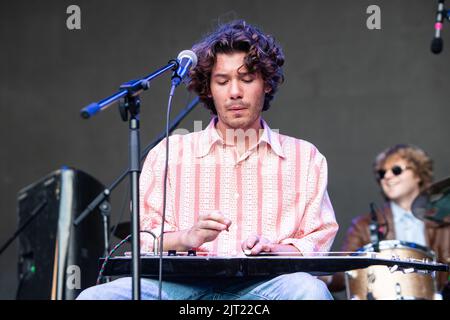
139, 138, 177, 252
280, 147, 339, 255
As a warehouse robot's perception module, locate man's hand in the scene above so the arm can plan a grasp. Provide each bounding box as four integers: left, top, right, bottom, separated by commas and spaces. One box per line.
183, 211, 232, 248
241, 235, 275, 255
241, 235, 301, 255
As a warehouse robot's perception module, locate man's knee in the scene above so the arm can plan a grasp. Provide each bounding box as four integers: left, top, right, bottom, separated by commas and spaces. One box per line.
275, 272, 333, 300
76, 284, 103, 300
76, 277, 134, 300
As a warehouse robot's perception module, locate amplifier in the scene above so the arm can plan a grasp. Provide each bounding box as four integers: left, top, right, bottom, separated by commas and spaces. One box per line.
17, 167, 106, 300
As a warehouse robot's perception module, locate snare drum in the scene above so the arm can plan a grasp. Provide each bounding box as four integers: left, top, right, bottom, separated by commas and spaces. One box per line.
345, 240, 438, 300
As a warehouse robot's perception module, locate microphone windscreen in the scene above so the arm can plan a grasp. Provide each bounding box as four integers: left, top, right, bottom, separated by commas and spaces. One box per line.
431, 38, 443, 54
177, 50, 198, 68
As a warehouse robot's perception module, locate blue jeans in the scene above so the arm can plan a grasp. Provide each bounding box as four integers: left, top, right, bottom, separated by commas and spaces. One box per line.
76, 272, 332, 300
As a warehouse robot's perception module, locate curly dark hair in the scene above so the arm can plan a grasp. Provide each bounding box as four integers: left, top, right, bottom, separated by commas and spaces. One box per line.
187, 20, 285, 115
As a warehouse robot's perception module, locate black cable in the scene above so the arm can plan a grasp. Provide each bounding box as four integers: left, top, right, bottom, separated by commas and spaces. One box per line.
0, 199, 47, 256
15, 271, 30, 300
96, 230, 157, 285
109, 180, 130, 241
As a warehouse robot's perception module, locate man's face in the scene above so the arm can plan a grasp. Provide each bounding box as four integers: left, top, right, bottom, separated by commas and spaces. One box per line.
209, 52, 269, 133
379, 156, 421, 203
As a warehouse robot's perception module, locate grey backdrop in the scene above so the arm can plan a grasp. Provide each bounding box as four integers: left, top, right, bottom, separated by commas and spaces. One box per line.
1, 0, 449, 299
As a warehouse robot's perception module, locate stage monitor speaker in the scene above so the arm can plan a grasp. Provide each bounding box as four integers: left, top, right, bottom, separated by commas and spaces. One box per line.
16, 167, 106, 300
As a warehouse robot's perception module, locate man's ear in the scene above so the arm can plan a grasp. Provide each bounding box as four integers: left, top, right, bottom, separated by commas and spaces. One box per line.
264, 86, 272, 94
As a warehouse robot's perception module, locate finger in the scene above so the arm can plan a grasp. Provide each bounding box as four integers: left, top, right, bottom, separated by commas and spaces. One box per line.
201, 212, 232, 231
224, 218, 232, 229
261, 243, 274, 252
197, 219, 228, 231
250, 242, 274, 255
244, 235, 259, 249
200, 211, 228, 224
241, 237, 255, 252
249, 243, 264, 255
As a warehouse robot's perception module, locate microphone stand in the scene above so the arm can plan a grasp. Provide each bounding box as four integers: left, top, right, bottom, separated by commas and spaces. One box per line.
75, 96, 200, 300
124, 94, 142, 300
75, 60, 180, 300
431, 0, 450, 53
369, 202, 381, 252
0, 199, 48, 256
74, 96, 200, 232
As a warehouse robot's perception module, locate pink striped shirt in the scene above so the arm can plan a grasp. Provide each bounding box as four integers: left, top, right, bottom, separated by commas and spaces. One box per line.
140, 117, 338, 256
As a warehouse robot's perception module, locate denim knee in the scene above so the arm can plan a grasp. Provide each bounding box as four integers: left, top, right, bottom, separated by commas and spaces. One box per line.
279, 272, 333, 300
250, 272, 333, 300
77, 277, 139, 300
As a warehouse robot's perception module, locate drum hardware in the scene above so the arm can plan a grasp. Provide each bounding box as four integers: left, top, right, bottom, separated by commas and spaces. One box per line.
366, 292, 376, 300
345, 240, 441, 300
389, 265, 398, 273
367, 271, 376, 283
345, 270, 357, 279
412, 176, 450, 225
402, 268, 415, 274
415, 269, 434, 275
395, 283, 402, 299
366, 269, 376, 301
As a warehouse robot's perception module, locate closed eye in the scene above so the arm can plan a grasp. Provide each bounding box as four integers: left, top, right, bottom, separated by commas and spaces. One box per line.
216, 80, 228, 85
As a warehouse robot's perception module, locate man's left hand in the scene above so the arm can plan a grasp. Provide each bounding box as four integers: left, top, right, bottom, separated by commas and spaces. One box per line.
241, 235, 275, 255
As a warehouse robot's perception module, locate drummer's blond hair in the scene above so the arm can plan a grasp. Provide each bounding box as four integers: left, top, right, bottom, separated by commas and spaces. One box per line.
373, 144, 433, 191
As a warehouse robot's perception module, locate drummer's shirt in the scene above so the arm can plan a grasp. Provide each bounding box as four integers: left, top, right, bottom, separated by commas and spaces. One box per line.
391, 201, 427, 246
139, 117, 339, 256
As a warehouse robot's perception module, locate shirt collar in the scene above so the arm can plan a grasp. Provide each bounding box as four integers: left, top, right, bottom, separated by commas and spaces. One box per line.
390, 201, 416, 223
195, 117, 286, 159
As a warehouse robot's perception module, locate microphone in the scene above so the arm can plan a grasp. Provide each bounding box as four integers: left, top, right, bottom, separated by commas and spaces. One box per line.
171, 50, 198, 87
369, 202, 381, 252
431, 0, 446, 54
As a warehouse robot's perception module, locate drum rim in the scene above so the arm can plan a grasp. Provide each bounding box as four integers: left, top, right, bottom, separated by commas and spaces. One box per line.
356, 240, 436, 259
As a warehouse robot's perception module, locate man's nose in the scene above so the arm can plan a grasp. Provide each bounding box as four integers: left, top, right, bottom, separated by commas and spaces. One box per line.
383, 169, 395, 179
229, 80, 243, 99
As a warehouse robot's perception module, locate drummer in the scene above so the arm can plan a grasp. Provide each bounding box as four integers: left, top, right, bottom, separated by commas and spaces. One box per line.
326, 144, 449, 295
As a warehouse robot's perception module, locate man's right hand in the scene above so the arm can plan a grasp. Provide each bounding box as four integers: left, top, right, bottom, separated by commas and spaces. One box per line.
182, 211, 232, 248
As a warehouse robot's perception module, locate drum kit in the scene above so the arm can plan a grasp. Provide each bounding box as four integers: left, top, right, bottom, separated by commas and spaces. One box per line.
345, 176, 450, 300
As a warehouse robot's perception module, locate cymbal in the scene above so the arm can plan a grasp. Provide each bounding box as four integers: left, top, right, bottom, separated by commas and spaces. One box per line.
412, 176, 450, 225
111, 221, 131, 239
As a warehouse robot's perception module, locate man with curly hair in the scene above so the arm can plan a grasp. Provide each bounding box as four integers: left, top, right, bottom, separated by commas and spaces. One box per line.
78, 20, 338, 300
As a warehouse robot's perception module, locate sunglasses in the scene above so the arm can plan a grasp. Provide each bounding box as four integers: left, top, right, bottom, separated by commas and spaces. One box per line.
377, 165, 411, 180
